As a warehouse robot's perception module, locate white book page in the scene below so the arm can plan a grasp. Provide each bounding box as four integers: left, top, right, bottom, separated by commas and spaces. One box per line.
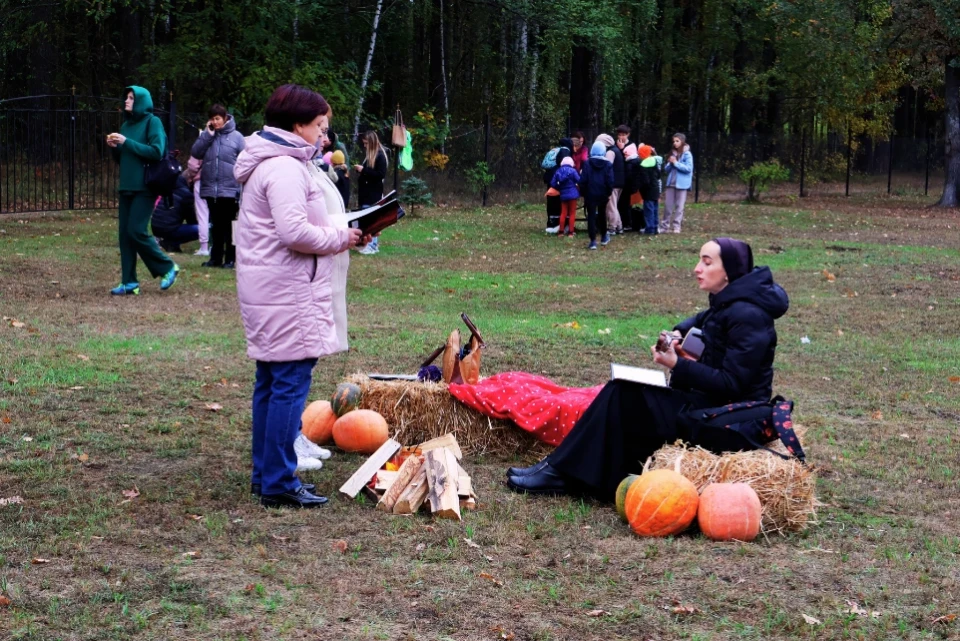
610, 363, 667, 387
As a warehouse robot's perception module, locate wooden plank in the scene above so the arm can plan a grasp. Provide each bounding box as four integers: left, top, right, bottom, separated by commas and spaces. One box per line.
455, 462, 475, 498
460, 497, 477, 511
424, 447, 461, 520
338, 439, 402, 498
374, 470, 398, 492
393, 466, 429, 514
378, 455, 423, 512
417, 434, 463, 460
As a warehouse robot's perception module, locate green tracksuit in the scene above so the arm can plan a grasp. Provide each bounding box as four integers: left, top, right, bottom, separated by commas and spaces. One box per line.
112, 85, 174, 284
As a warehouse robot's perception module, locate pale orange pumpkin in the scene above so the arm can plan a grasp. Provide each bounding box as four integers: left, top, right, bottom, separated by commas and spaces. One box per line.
697, 483, 762, 542
301, 400, 337, 445
624, 469, 699, 537
332, 409, 390, 454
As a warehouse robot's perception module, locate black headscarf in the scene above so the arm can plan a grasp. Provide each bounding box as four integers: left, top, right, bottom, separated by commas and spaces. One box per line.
713, 237, 754, 282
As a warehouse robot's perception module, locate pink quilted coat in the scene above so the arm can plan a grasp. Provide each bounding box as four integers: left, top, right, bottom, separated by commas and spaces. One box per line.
233, 126, 354, 362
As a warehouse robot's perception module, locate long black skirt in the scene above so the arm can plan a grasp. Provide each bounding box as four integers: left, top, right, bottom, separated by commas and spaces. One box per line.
548, 380, 747, 500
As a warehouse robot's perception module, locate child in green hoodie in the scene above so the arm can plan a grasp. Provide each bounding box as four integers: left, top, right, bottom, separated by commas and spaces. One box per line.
106, 86, 178, 295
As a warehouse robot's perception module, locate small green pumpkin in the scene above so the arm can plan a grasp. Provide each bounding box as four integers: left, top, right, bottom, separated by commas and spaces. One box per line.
331, 382, 363, 417
615, 474, 640, 522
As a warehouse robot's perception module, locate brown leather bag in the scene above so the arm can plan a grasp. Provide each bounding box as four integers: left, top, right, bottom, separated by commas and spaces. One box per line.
442, 329, 461, 384
459, 334, 482, 384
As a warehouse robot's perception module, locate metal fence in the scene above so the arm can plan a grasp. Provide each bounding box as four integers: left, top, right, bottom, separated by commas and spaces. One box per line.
0, 95, 948, 214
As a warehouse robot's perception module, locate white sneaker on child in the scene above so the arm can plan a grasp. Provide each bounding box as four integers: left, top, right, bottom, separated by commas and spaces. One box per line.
545, 226, 560, 234
295, 434, 332, 460
295, 456, 324, 472
194, 248, 210, 256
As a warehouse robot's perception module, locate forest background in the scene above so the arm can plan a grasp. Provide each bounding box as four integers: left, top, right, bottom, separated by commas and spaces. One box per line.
1, 0, 959, 206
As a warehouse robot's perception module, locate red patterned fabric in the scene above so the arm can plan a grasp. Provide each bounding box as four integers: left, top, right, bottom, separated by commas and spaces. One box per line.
448, 372, 604, 446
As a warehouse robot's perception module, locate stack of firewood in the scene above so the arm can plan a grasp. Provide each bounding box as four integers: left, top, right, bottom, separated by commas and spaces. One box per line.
338, 434, 477, 521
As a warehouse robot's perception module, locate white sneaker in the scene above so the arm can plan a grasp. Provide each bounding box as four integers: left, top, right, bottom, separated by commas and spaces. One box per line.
357, 244, 378, 255
545, 226, 560, 234
194, 248, 210, 256
295, 455, 324, 472
295, 434, 332, 460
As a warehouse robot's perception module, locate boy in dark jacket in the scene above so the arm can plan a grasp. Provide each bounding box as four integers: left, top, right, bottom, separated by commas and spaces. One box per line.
578, 142, 615, 250
637, 145, 663, 234
330, 150, 351, 208
151, 175, 199, 253
551, 157, 581, 237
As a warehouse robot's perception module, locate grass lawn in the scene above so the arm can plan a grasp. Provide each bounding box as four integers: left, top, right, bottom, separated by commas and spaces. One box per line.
1, 194, 959, 640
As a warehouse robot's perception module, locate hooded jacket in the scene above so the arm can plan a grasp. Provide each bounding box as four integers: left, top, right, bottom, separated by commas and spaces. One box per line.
596, 134, 624, 188
112, 86, 165, 192
669, 266, 789, 405
151, 176, 196, 235
637, 155, 663, 201
622, 142, 640, 194
191, 115, 246, 199
232, 126, 355, 362
664, 144, 694, 190
542, 138, 573, 187
550, 158, 581, 201
577, 146, 615, 206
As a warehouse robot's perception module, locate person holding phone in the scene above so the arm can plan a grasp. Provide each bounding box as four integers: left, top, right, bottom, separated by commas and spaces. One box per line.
232, 84, 370, 509
190, 103, 245, 268
506, 238, 789, 499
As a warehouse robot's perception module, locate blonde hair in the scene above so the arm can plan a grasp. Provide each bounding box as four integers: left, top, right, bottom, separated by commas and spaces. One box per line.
363, 130, 387, 170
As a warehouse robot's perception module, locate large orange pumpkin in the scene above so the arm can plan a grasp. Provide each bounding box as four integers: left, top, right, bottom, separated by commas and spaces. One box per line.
332, 409, 390, 454
624, 469, 699, 537
697, 483, 762, 542
301, 400, 338, 445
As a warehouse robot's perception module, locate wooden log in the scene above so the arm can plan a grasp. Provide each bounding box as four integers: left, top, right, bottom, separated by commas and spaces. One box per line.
374, 470, 398, 491
418, 433, 463, 460
455, 461, 475, 498
338, 439, 402, 498
393, 466, 429, 514
424, 447, 461, 520
460, 497, 477, 511
378, 455, 423, 512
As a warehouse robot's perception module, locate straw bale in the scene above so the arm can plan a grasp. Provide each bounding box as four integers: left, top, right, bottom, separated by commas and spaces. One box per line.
347, 374, 547, 457
646, 441, 817, 535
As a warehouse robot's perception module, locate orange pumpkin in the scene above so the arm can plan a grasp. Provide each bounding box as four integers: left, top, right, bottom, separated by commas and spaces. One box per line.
697, 483, 762, 542
624, 469, 699, 537
301, 400, 337, 445
332, 409, 390, 454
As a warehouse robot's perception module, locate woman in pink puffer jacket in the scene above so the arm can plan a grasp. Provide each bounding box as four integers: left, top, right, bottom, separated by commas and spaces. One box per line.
233, 84, 367, 509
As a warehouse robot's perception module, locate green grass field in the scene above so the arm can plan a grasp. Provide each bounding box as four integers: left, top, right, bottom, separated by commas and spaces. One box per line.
1, 194, 958, 640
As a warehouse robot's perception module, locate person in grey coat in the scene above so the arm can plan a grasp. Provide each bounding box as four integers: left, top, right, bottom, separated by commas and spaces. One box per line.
190, 103, 245, 268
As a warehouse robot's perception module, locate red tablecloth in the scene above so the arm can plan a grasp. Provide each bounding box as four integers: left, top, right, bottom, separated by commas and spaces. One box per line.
448, 372, 604, 446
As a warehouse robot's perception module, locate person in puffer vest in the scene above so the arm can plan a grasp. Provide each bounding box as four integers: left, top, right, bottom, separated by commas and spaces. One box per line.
551, 157, 581, 237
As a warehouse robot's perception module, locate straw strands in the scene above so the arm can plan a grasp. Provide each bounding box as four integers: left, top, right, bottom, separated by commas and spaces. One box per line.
645, 441, 817, 535
347, 374, 547, 457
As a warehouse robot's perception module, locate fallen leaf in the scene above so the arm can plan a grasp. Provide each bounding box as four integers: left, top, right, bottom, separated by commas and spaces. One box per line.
899, 433, 911, 439
11, 320, 25, 328
188, 514, 204, 521
332, 540, 348, 554
1, 416, 10, 424
182, 551, 198, 558
666, 604, 699, 615
949, 376, 960, 384
800, 336, 811, 344
802, 614, 822, 625
205, 403, 223, 412
69, 386, 84, 390
845, 600, 881, 618
871, 410, 883, 420
271, 534, 289, 542
463, 538, 481, 549
932, 614, 956, 624
479, 572, 503, 587
78, 453, 89, 463
22, 436, 32, 442
6, 378, 17, 385
586, 609, 609, 617
119, 486, 140, 503
822, 269, 836, 282
244, 584, 256, 593
555, 321, 582, 330
415, 543, 426, 553
0, 595, 10, 607
76, 354, 90, 361
0, 496, 24, 506
31, 558, 50, 564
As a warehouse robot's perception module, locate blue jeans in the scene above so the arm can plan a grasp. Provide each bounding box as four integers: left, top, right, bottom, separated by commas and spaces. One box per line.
643, 200, 660, 234
251, 358, 317, 495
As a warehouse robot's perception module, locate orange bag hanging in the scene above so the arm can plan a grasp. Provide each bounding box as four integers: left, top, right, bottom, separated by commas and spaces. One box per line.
545, 187, 560, 198
391, 107, 407, 148
458, 334, 482, 385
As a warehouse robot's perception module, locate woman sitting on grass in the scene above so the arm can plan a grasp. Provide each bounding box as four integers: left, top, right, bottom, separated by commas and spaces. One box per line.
506, 238, 789, 498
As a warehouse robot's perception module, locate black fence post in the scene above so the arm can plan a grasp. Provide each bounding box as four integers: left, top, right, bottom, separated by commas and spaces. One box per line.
887, 113, 894, 195
924, 121, 931, 196
845, 122, 851, 197
482, 112, 490, 207
694, 127, 701, 203
799, 126, 806, 198
69, 88, 77, 210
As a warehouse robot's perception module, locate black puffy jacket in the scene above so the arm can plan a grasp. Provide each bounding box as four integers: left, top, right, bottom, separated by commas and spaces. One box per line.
151, 176, 196, 235
669, 267, 789, 405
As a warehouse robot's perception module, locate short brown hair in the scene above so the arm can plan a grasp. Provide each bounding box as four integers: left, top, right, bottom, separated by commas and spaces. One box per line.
616, 124, 631, 135
264, 84, 329, 132
208, 103, 227, 119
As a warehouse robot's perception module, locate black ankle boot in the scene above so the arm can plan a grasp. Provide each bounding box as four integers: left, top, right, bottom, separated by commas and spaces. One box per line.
506, 458, 549, 478
507, 462, 572, 496
260, 486, 329, 509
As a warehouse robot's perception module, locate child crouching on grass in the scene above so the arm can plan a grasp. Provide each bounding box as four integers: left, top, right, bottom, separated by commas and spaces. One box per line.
551, 156, 581, 237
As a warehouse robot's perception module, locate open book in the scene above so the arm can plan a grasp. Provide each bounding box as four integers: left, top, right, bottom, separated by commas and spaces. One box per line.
345, 198, 405, 236
610, 364, 667, 387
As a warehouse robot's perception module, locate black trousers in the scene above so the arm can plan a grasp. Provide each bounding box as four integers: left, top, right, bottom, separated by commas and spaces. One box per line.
586, 202, 606, 241
546, 195, 561, 228
548, 381, 749, 500
207, 197, 238, 265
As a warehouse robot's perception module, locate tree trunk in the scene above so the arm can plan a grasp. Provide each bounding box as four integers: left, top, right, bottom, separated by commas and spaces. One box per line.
353, 0, 385, 145
439, 0, 450, 151
937, 55, 960, 207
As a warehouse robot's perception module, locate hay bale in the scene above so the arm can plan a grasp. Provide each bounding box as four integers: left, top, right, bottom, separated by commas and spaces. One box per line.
347, 374, 546, 458
646, 442, 817, 535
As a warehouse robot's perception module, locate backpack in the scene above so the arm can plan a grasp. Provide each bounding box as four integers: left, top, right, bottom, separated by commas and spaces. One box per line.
541, 147, 561, 169
143, 117, 182, 197
676, 396, 806, 463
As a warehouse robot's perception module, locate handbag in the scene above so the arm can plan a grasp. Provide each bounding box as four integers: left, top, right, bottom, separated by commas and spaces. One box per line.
676, 396, 806, 463
391, 107, 407, 148
143, 117, 181, 196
